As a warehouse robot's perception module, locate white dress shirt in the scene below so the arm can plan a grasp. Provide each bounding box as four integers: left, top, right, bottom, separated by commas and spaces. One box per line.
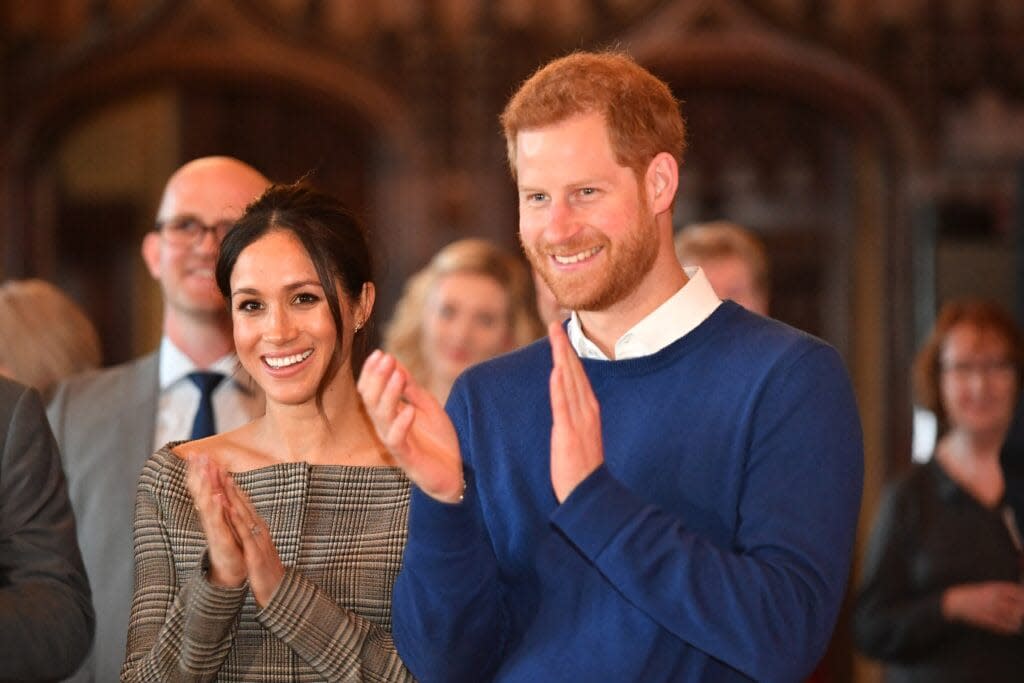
567, 267, 721, 361
154, 337, 264, 449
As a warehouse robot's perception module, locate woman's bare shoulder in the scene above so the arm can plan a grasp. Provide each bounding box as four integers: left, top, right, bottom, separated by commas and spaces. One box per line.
169, 424, 256, 464
170, 422, 275, 472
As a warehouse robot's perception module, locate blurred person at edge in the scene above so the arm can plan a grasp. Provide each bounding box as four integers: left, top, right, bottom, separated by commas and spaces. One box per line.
0, 278, 102, 400
673, 220, 769, 317
855, 299, 1024, 682
1, 377, 94, 679
384, 238, 543, 403
46, 156, 270, 683
0, 281, 100, 679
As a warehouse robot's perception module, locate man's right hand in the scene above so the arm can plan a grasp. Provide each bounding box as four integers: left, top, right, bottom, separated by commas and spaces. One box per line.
358, 350, 464, 503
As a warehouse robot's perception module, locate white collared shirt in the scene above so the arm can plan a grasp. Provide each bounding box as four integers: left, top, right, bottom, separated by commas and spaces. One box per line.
154, 337, 264, 449
567, 267, 722, 361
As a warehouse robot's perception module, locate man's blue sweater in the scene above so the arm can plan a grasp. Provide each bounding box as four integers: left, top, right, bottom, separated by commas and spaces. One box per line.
392, 302, 864, 682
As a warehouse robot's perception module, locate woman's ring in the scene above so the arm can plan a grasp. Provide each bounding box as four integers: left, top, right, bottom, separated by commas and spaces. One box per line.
250, 524, 261, 537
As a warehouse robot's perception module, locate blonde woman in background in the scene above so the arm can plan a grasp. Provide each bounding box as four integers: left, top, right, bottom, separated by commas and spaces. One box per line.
384, 238, 544, 403
0, 279, 102, 399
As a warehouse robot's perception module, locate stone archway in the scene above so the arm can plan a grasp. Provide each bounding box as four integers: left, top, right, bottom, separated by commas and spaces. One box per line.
0, 0, 427, 361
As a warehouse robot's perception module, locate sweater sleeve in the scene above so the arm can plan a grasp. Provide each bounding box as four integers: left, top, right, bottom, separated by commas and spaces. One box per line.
391, 465, 504, 683
0, 384, 94, 681
550, 343, 863, 683
121, 463, 246, 682
257, 566, 413, 682
853, 480, 953, 660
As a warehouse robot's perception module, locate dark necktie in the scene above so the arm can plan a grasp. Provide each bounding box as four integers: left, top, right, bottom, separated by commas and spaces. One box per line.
188, 371, 225, 440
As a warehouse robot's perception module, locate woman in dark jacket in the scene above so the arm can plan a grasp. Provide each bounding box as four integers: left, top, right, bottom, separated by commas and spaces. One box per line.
855, 299, 1024, 682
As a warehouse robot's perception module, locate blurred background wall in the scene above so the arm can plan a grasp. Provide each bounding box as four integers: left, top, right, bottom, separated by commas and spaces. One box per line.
2, 1, 1022, 680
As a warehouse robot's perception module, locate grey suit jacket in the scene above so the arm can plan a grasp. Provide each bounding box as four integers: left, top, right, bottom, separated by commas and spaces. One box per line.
47, 352, 159, 683
0, 377, 94, 681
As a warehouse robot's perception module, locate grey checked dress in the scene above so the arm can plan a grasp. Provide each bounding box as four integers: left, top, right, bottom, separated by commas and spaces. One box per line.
122, 445, 414, 682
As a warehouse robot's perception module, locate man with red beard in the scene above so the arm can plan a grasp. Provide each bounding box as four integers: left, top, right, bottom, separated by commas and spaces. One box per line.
359, 52, 863, 682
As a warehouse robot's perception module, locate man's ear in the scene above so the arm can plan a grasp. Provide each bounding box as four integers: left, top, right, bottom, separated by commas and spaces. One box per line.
141, 232, 162, 280
645, 152, 679, 215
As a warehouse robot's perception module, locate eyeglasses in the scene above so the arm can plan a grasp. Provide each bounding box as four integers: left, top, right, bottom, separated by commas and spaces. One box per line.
155, 215, 235, 246
941, 359, 1016, 379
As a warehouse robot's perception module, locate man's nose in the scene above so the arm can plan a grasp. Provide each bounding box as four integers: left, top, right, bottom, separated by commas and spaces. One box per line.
545, 199, 577, 242
194, 225, 221, 253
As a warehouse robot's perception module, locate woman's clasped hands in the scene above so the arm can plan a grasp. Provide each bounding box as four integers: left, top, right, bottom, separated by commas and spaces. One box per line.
186, 454, 285, 607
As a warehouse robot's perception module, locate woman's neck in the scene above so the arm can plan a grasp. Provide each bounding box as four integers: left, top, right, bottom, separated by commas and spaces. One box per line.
255, 378, 393, 467
940, 429, 1003, 465
936, 429, 1006, 507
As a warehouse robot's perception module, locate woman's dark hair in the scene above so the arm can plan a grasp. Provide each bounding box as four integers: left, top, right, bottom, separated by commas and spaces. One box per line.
216, 182, 374, 409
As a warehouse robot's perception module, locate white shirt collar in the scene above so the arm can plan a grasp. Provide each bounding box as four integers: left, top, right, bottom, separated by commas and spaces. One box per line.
158, 336, 246, 390
567, 267, 721, 361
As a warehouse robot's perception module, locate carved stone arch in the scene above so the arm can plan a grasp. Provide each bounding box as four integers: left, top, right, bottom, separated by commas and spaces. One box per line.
1, 0, 429, 360
627, 0, 921, 161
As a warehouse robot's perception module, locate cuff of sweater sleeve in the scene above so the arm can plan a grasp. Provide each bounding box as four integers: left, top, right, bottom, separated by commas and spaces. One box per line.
550, 465, 645, 560
406, 466, 483, 554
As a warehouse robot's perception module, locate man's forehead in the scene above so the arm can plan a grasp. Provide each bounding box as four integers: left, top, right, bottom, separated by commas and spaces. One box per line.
158, 171, 264, 219
514, 115, 624, 184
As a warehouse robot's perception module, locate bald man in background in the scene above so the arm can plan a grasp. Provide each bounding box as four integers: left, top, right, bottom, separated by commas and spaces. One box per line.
48, 157, 270, 682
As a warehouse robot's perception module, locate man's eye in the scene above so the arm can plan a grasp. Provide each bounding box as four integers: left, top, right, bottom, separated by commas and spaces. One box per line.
171, 218, 201, 232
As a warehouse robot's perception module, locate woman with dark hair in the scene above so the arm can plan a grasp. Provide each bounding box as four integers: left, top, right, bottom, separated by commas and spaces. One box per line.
855, 298, 1024, 682
122, 183, 413, 681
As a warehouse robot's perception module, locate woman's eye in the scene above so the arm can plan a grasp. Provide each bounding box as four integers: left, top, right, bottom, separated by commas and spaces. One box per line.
294, 292, 320, 305
475, 313, 499, 329
237, 300, 262, 313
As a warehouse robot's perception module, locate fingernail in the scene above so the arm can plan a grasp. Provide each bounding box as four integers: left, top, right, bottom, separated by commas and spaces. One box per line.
368, 349, 381, 362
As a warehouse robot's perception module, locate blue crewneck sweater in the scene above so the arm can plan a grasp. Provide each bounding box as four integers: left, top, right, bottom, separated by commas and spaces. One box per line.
392, 302, 863, 682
